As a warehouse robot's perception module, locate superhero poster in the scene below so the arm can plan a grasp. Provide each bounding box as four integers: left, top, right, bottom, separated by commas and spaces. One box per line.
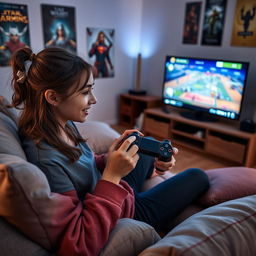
41, 4, 77, 53
182, 2, 202, 44
231, 0, 256, 47
87, 27, 115, 78
0, 2, 30, 66
201, 0, 227, 46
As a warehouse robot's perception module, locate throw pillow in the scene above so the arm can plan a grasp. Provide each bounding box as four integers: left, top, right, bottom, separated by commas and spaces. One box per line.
0, 153, 56, 250
198, 167, 256, 206
100, 218, 160, 256
0, 95, 18, 123
75, 121, 120, 154
139, 194, 256, 256
0, 112, 26, 159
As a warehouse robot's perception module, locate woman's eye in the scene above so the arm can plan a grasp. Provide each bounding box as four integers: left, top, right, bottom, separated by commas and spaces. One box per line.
81, 87, 94, 95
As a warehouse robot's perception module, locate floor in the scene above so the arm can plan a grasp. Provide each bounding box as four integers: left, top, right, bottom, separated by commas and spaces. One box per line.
111, 124, 234, 172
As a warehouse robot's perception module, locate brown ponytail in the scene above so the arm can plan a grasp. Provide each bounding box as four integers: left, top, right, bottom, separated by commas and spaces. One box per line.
10, 47, 92, 162
11, 47, 34, 109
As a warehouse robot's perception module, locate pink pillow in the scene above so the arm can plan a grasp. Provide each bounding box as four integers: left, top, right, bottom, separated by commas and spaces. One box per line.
198, 167, 256, 206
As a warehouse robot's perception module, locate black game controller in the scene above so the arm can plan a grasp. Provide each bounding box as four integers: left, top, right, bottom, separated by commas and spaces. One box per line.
127, 132, 173, 162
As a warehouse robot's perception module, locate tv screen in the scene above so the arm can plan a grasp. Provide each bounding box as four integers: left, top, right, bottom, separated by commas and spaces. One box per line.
162, 56, 249, 121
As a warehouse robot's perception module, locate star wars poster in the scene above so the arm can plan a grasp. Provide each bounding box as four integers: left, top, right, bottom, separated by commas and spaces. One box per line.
87, 27, 115, 78
231, 0, 256, 47
41, 4, 77, 53
0, 2, 30, 66
182, 2, 202, 44
201, 0, 227, 46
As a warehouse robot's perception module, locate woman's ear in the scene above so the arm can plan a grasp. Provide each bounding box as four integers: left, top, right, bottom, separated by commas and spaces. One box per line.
44, 90, 59, 106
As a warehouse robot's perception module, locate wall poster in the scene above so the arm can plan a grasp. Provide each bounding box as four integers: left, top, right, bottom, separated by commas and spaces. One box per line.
201, 0, 227, 46
0, 2, 30, 66
87, 27, 115, 78
182, 2, 202, 44
231, 0, 256, 47
41, 4, 77, 53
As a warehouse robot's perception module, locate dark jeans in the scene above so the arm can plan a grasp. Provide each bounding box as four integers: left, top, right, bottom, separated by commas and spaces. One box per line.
122, 154, 209, 229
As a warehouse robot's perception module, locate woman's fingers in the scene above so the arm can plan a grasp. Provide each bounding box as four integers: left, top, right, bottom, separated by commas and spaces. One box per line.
172, 147, 179, 155
155, 156, 176, 171
109, 137, 124, 152
127, 144, 139, 157
121, 129, 144, 138
118, 136, 137, 152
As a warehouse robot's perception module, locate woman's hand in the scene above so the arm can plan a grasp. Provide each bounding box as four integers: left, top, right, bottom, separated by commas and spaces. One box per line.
154, 147, 179, 175
102, 129, 142, 184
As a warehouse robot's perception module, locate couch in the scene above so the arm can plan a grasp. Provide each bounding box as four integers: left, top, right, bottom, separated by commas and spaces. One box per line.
0, 96, 256, 256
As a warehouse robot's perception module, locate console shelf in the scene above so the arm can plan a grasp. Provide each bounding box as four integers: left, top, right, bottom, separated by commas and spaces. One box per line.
142, 108, 256, 167
172, 130, 206, 142
119, 94, 161, 127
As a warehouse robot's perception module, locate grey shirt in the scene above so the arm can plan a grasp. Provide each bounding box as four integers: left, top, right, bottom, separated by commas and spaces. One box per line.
22, 135, 101, 200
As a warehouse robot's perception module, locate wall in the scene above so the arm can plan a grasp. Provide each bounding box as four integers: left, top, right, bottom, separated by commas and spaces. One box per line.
140, 0, 256, 121
0, 0, 143, 124
2, 0, 255, 123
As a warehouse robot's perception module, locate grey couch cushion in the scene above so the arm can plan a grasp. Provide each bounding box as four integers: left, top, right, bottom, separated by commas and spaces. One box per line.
75, 121, 120, 154
0, 112, 26, 159
139, 194, 256, 256
101, 218, 160, 256
0, 216, 50, 256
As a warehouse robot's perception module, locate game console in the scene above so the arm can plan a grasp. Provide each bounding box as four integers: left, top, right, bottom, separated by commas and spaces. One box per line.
127, 132, 173, 162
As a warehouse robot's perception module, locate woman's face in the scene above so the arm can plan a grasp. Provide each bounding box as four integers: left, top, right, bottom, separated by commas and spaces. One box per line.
54, 71, 97, 126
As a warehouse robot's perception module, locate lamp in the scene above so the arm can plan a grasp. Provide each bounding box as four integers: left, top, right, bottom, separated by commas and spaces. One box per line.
129, 53, 146, 95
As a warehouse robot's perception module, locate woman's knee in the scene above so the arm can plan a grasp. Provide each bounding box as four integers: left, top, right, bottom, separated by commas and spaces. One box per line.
184, 168, 210, 189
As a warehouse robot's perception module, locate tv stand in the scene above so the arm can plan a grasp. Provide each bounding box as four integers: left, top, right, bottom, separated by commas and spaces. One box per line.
180, 111, 217, 122
142, 107, 256, 167
118, 93, 161, 127
162, 106, 172, 114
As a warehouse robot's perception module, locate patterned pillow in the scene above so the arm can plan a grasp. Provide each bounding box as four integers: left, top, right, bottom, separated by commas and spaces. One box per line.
139, 194, 256, 256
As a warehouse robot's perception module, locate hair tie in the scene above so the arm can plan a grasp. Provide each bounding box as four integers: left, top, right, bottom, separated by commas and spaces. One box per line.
16, 60, 32, 84
30, 53, 36, 61
16, 51, 35, 84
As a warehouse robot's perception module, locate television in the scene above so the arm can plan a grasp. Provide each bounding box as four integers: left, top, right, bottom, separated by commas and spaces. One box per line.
162, 56, 249, 121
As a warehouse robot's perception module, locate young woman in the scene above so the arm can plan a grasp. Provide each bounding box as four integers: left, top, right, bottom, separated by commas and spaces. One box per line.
11, 47, 209, 256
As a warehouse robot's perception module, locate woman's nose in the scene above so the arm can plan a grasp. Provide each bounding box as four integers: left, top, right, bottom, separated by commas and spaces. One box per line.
89, 92, 97, 105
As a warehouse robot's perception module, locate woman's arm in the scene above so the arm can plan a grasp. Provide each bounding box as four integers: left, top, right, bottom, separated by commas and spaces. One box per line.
48, 180, 134, 256
38, 160, 134, 256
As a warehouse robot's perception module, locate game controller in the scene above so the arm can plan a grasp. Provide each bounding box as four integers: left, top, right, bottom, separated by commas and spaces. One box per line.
126, 132, 173, 162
